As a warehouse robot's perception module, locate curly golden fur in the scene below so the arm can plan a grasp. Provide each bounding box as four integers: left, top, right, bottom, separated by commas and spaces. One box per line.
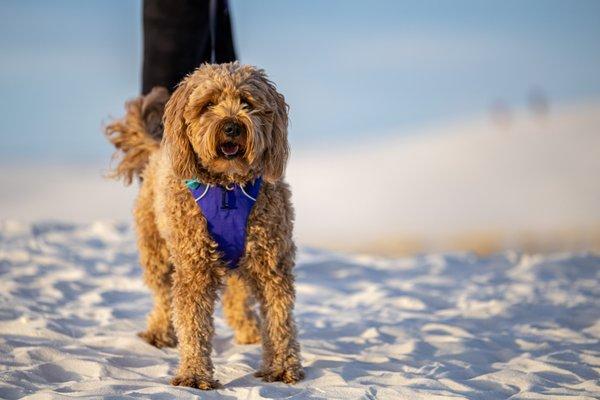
105, 63, 303, 390
105, 86, 169, 184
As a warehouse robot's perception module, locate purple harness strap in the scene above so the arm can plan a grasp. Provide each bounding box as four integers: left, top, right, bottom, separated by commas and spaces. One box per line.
186, 177, 262, 269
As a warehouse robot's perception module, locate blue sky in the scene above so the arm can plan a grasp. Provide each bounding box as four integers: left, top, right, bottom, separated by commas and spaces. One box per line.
1, 0, 599, 163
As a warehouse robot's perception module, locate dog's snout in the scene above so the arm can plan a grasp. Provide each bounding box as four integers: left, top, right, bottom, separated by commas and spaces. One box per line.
223, 122, 242, 137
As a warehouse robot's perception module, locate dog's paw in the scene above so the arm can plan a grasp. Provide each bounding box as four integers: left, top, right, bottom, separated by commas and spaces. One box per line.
170, 374, 221, 390
254, 363, 305, 384
234, 326, 261, 345
235, 333, 261, 345
137, 329, 177, 348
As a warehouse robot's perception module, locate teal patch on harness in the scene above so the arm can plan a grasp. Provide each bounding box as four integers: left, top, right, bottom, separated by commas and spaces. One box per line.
185, 179, 201, 190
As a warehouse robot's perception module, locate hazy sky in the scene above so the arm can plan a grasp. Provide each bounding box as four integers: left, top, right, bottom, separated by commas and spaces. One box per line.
1, 0, 599, 163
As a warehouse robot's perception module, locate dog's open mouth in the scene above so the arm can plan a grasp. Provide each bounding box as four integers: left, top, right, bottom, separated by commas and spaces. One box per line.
219, 142, 240, 158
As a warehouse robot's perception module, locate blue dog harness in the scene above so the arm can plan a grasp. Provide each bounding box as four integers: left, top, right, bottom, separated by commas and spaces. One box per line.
185, 177, 263, 269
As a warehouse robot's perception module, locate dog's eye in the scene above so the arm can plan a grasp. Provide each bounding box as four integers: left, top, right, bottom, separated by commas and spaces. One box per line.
201, 101, 214, 113
241, 99, 253, 110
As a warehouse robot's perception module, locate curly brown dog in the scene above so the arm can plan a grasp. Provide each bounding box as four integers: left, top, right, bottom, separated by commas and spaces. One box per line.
105, 63, 303, 390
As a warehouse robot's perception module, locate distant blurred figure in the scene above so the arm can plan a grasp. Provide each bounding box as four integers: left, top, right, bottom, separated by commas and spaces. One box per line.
142, 0, 237, 94
489, 98, 512, 130
527, 85, 550, 120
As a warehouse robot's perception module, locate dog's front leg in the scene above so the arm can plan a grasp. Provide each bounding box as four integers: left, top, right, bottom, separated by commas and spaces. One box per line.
245, 264, 304, 384
170, 258, 224, 390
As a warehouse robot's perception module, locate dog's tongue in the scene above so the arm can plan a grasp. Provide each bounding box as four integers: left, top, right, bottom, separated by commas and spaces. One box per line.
221, 143, 239, 156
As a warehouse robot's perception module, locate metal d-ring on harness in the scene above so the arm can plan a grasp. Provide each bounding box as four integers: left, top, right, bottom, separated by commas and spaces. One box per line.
221, 183, 235, 210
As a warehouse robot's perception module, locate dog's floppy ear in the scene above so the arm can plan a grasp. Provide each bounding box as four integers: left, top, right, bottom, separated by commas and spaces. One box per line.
263, 80, 290, 183
162, 79, 198, 179
142, 86, 169, 140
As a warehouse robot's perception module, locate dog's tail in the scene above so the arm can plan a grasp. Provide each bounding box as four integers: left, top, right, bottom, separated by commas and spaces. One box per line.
104, 87, 169, 185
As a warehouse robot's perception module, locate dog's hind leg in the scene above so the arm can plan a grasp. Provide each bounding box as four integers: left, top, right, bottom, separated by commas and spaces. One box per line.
134, 186, 177, 348
222, 274, 261, 345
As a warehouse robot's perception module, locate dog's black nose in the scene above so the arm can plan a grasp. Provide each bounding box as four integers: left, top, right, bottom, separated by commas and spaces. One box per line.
223, 122, 242, 137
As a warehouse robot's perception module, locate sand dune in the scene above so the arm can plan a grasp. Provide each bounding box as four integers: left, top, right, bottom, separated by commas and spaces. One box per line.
0, 221, 598, 399
288, 101, 600, 253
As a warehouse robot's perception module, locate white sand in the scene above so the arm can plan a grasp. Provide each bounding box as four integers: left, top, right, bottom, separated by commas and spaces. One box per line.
0, 221, 598, 399
287, 101, 600, 251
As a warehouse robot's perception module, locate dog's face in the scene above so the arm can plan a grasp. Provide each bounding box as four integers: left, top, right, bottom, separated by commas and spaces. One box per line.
163, 63, 289, 183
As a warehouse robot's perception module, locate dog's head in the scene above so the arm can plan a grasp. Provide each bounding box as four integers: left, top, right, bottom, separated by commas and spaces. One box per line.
163, 63, 289, 184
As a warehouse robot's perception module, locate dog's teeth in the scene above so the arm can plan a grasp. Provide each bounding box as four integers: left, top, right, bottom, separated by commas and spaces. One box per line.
221, 145, 239, 156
